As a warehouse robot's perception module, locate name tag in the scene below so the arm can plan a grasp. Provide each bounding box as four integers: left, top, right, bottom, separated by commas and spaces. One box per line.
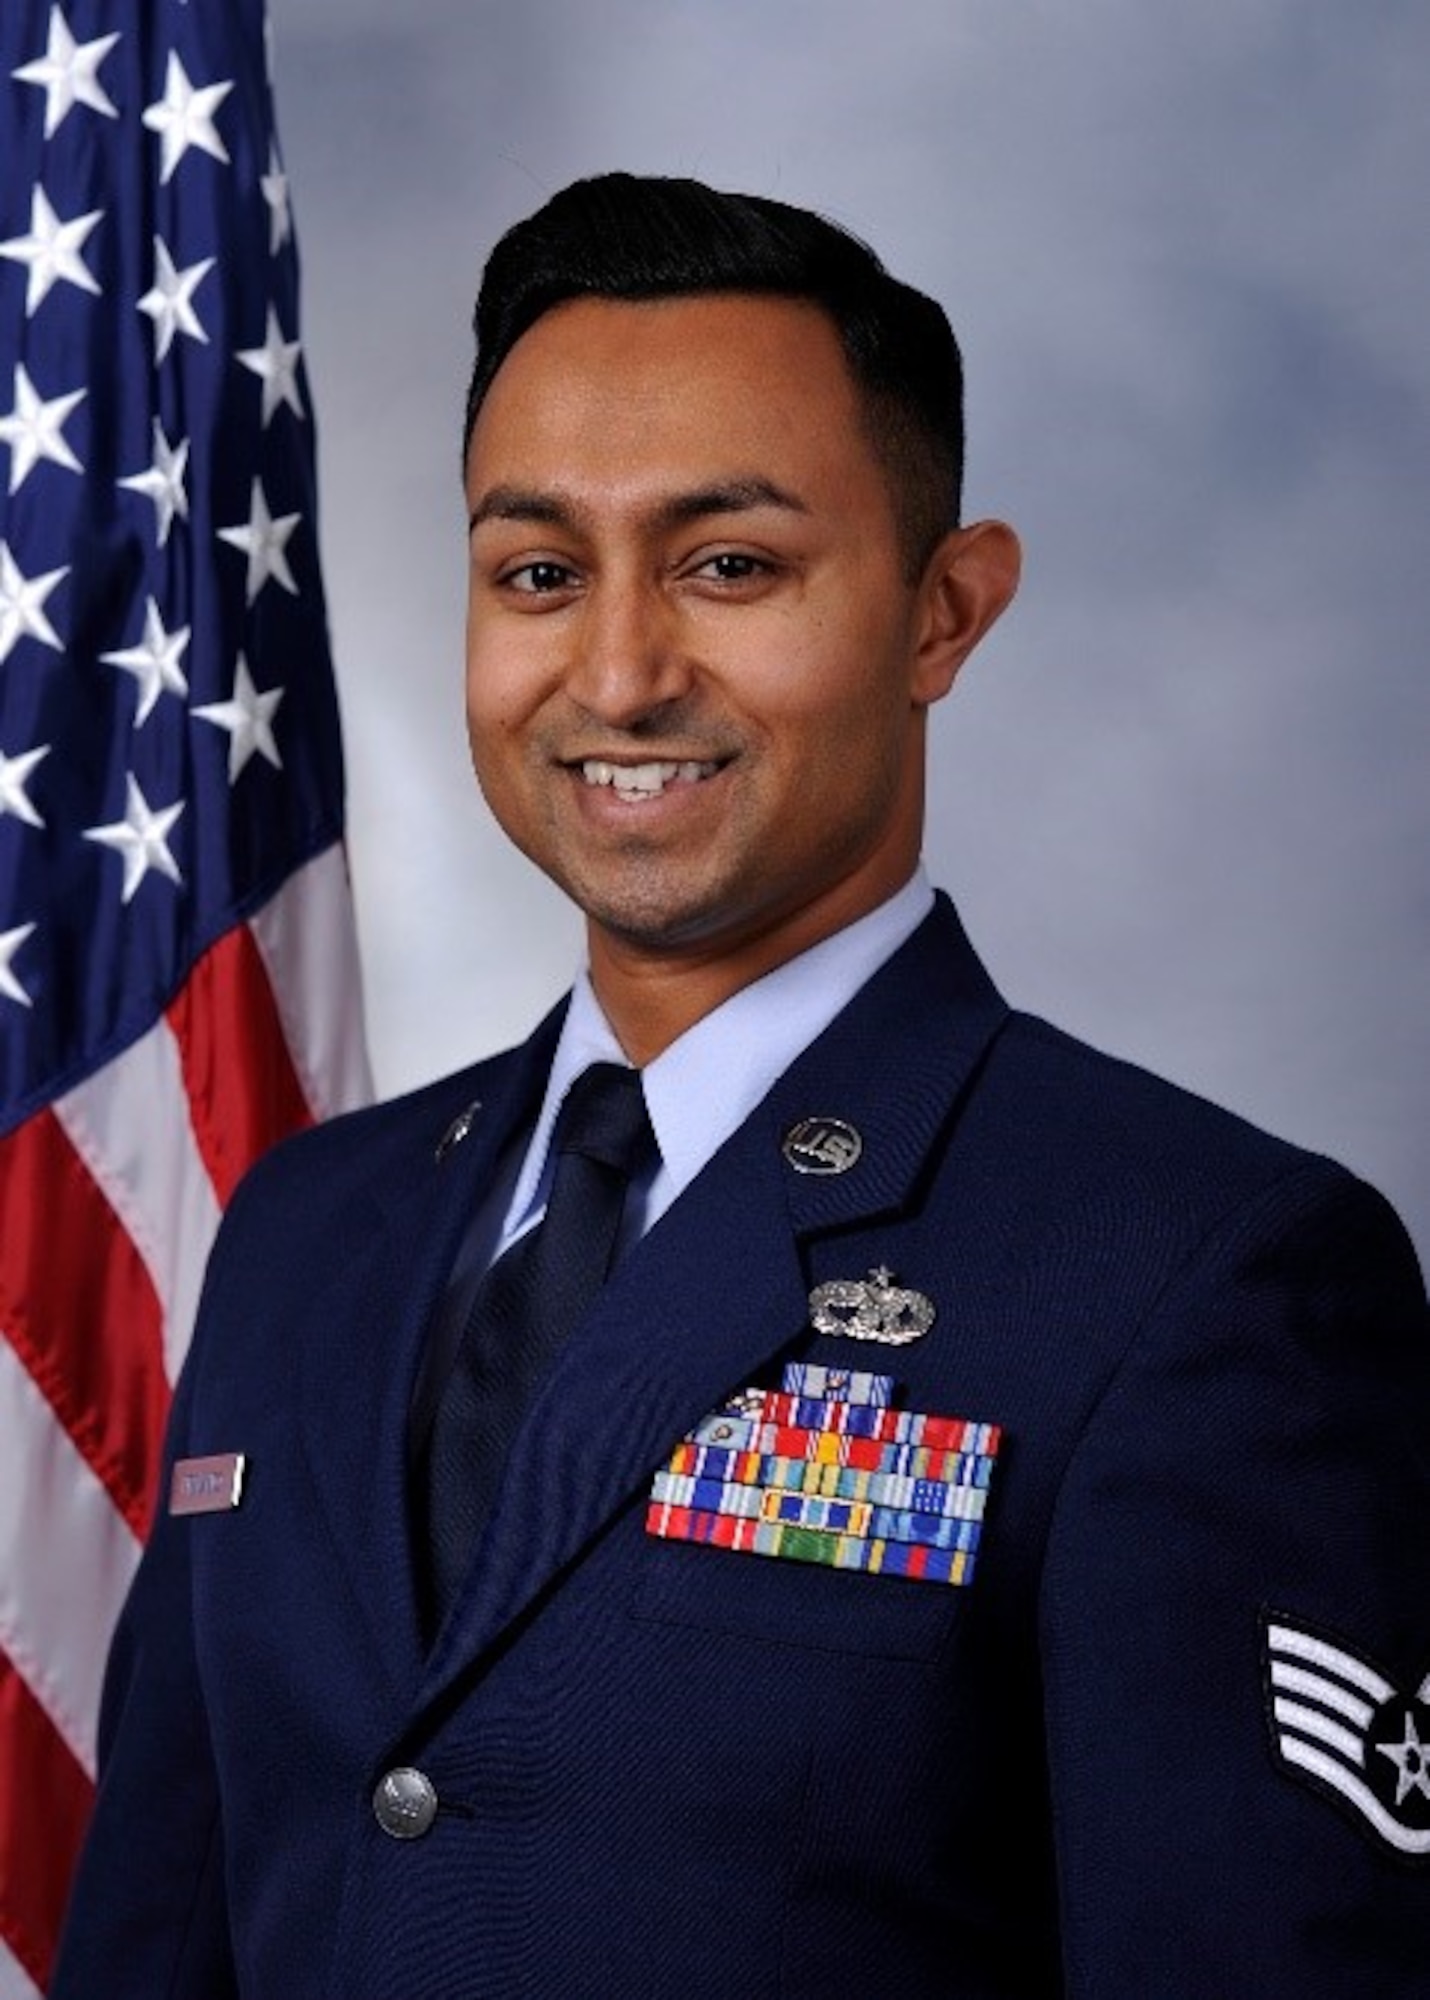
169, 1452, 246, 1515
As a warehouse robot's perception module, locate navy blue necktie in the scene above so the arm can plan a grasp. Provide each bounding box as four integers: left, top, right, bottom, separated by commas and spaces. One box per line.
421, 1062, 654, 1630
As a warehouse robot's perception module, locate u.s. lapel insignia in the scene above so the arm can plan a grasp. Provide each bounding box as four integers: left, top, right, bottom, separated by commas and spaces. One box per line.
435, 1098, 481, 1163
782, 1116, 862, 1176
809, 1266, 935, 1346
647, 1362, 1001, 1586
1262, 1611, 1430, 1859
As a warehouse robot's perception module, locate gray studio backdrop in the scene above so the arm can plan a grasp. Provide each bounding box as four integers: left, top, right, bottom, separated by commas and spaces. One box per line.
271, 0, 1430, 1262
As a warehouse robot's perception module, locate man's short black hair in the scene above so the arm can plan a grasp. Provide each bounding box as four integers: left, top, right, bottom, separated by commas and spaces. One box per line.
463, 172, 964, 576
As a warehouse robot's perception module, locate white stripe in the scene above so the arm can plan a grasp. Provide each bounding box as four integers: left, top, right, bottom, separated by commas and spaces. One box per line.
1281, 1737, 1430, 1856
1266, 1621, 1394, 1704
0, 1335, 141, 1777
247, 844, 374, 1121
54, 1023, 222, 1386
0, 1934, 43, 2000
1273, 1694, 1366, 1768
1269, 1659, 1376, 1729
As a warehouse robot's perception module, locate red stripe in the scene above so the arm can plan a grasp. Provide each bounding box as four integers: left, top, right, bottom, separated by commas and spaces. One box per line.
0, 1646, 94, 1992
0, 1112, 170, 1537
166, 924, 314, 1206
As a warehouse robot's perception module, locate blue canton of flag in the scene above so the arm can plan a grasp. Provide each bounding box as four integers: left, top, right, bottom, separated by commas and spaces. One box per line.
0, 0, 346, 1109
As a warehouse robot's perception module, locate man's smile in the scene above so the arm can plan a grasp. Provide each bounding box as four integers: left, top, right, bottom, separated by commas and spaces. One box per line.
575, 756, 724, 803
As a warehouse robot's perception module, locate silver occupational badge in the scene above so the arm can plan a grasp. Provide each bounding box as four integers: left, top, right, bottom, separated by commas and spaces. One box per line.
808, 1266, 935, 1346
782, 1116, 863, 1176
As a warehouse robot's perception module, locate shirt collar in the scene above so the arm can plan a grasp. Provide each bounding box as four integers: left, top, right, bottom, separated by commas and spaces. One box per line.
502, 865, 934, 1244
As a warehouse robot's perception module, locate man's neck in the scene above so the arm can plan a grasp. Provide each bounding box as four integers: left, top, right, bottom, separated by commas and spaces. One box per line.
585, 865, 922, 1066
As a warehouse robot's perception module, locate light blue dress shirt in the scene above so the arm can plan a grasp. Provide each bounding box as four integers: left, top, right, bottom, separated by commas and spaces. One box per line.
495, 864, 935, 1260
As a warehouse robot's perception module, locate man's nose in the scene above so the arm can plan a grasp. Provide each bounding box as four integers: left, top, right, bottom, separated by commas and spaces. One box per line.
562, 575, 693, 726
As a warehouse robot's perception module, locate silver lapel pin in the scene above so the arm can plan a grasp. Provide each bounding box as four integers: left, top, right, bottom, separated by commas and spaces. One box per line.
782, 1115, 862, 1176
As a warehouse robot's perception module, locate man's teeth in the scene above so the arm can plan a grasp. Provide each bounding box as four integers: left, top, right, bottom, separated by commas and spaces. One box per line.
581, 759, 718, 797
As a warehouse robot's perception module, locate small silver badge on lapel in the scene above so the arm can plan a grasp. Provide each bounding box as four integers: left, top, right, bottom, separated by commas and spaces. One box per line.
170, 1453, 246, 1515
782, 1116, 862, 1176
809, 1266, 935, 1346
435, 1098, 481, 1163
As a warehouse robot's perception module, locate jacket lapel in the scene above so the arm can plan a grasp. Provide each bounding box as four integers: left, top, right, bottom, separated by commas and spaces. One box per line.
418, 895, 1008, 1697
294, 1008, 563, 1692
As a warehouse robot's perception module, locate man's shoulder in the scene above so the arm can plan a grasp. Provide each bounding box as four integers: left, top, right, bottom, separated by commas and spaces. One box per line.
913, 1002, 1428, 1322
870, 895, 1343, 1199
978, 1004, 1388, 1238
227, 1024, 554, 1227
995, 1006, 1296, 1151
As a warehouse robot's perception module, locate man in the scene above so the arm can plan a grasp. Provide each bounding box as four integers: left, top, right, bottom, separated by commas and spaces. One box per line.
55, 174, 1429, 1996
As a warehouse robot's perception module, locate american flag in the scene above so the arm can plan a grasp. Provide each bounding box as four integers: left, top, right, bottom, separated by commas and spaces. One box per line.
0, 4, 372, 1990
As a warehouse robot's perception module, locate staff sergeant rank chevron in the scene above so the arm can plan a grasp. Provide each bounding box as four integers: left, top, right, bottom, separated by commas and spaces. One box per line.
647, 1362, 1001, 1584
1263, 1615, 1430, 1859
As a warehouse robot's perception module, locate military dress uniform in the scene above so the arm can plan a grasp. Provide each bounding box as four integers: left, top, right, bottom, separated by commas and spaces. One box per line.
53, 892, 1430, 1996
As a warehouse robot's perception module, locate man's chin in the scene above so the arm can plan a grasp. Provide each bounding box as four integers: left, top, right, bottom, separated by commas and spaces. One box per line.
565, 866, 750, 960
581, 896, 724, 958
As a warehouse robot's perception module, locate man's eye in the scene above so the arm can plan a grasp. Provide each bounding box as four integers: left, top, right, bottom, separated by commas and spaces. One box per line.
694, 552, 766, 582
505, 560, 576, 593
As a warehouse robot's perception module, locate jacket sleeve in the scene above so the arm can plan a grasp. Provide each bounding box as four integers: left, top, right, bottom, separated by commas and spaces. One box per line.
1041, 1161, 1430, 1993
50, 1350, 238, 1999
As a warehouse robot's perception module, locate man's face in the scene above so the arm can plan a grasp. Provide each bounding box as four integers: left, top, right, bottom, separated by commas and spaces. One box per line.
463, 292, 969, 981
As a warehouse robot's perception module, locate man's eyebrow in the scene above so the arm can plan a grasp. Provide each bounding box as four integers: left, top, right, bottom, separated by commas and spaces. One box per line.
468, 486, 571, 533
468, 476, 808, 536
655, 477, 809, 527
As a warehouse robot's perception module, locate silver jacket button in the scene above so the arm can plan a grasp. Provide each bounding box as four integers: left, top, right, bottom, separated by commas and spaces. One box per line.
373, 1766, 438, 1840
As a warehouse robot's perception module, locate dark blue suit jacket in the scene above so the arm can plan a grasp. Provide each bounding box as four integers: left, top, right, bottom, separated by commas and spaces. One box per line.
54, 897, 1430, 1995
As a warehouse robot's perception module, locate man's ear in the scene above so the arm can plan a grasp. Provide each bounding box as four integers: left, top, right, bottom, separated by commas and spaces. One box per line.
911, 519, 1022, 706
